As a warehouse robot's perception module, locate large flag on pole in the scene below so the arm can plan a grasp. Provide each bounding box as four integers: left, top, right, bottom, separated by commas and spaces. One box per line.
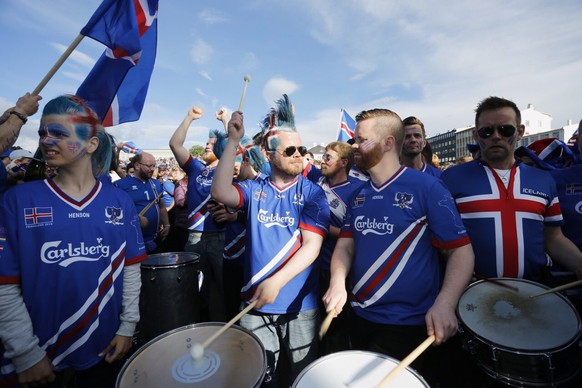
77, 0, 158, 126
337, 109, 356, 142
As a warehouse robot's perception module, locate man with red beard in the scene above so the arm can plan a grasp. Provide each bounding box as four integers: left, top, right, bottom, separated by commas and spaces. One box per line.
211, 95, 329, 386
169, 107, 227, 321
400, 116, 442, 177
323, 108, 474, 385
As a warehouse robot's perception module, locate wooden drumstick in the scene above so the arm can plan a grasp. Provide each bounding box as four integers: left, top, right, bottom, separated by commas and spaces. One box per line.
318, 309, 336, 340
138, 192, 163, 217
191, 300, 258, 361
238, 75, 251, 111
529, 279, 582, 299
376, 335, 435, 387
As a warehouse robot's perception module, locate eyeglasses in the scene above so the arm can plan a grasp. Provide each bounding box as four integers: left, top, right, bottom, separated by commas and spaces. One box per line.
477, 125, 517, 139
138, 162, 156, 169
347, 138, 356, 145
279, 146, 307, 157
322, 154, 335, 162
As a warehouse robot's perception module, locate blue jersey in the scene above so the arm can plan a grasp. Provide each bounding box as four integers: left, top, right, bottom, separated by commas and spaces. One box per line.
317, 176, 366, 270
421, 162, 442, 178
550, 165, 582, 250
223, 174, 268, 266
160, 178, 175, 209
115, 176, 162, 251
182, 156, 224, 232
0, 179, 146, 372
441, 160, 562, 281
234, 176, 330, 314
342, 167, 469, 325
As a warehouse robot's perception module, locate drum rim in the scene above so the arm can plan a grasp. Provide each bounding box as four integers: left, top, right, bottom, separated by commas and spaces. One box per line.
116, 322, 267, 387
141, 251, 200, 267
291, 350, 429, 387
457, 277, 582, 352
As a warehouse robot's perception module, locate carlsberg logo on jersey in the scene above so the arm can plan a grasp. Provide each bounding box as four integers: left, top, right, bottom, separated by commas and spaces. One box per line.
41, 239, 110, 267
258, 209, 295, 228
354, 216, 394, 235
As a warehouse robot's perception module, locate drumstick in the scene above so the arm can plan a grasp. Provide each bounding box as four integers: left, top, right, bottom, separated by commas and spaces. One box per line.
473, 273, 519, 292
529, 279, 582, 299
238, 75, 251, 111
191, 300, 258, 361
318, 309, 336, 340
138, 192, 163, 217
376, 335, 435, 387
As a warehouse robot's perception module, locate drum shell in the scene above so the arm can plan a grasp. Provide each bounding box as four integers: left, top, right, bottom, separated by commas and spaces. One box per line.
138, 252, 200, 345
457, 278, 581, 386
292, 350, 429, 387
117, 323, 266, 388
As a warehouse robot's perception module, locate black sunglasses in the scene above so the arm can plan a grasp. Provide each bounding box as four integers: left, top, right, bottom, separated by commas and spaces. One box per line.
477, 125, 517, 139
280, 146, 308, 157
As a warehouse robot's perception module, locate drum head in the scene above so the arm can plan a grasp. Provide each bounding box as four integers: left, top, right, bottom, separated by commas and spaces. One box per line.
141, 252, 199, 267
458, 278, 580, 351
293, 351, 429, 387
117, 323, 266, 387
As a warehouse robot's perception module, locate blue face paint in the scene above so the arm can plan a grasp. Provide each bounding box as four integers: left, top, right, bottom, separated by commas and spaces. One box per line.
38, 123, 71, 146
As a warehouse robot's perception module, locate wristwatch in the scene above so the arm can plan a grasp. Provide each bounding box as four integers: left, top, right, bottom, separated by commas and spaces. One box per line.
10, 110, 27, 124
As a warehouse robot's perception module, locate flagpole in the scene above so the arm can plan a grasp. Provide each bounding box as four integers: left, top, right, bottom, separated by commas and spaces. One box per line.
31, 0, 117, 96
32, 34, 85, 96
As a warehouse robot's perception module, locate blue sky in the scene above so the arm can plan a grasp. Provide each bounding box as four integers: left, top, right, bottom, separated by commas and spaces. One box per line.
1, 0, 582, 153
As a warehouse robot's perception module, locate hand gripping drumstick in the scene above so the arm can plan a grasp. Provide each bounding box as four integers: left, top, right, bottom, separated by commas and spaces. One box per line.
318, 309, 336, 340
238, 75, 251, 111
191, 300, 258, 361
138, 192, 163, 217
376, 335, 435, 387
529, 279, 582, 299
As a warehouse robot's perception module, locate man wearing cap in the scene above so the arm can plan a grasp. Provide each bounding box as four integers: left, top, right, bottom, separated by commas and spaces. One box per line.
5, 149, 34, 186
169, 108, 228, 322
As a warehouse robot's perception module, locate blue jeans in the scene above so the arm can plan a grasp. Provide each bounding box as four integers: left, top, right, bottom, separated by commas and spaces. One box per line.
184, 231, 225, 321
239, 308, 319, 387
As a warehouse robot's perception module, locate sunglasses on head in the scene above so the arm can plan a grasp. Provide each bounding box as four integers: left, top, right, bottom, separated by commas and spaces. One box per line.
477, 125, 517, 139
280, 146, 307, 157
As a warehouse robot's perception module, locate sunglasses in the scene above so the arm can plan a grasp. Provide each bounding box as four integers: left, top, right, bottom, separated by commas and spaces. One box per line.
280, 146, 307, 157
477, 125, 517, 139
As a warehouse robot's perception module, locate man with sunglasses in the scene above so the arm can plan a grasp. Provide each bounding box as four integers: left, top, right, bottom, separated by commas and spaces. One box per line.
211, 95, 330, 386
441, 96, 582, 282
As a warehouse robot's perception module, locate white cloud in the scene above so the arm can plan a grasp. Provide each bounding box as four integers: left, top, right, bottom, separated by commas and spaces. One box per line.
262, 77, 300, 107
190, 39, 214, 65
198, 9, 229, 24
199, 71, 213, 81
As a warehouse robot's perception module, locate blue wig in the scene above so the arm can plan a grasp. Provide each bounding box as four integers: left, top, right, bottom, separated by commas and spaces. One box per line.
42, 95, 112, 177
261, 94, 297, 153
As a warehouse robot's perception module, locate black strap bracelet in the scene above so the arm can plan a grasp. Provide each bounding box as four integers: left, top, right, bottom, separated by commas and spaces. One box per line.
10, 110, 27, 124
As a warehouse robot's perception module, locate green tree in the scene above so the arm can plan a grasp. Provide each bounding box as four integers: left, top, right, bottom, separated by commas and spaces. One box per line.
189, 145, 204, 158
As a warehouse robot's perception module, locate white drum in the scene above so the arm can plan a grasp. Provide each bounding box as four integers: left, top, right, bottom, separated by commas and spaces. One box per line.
457, 278, 581, 386
116, 323, 266, 388
293, 350, 429, 387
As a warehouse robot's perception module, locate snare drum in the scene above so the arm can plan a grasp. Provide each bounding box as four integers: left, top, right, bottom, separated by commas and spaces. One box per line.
138, 252, 200, 345
292, 350, 429, 387
457, 278, 581, 386
117, 323, 266, 387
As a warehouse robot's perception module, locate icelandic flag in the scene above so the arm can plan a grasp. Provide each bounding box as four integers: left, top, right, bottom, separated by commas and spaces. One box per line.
77, 0, 158, 126
120, 141, 142, 154
337, 109, 356, 142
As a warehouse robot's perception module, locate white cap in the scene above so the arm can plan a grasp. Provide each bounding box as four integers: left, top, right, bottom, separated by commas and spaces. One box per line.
9, 149, 34, 161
